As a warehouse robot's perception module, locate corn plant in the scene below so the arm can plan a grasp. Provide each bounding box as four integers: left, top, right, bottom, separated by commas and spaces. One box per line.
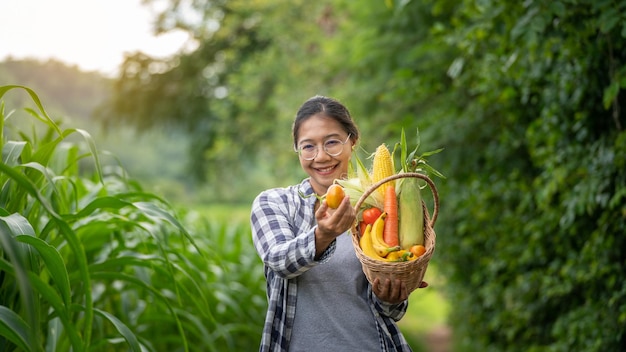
0, 85, 266, 351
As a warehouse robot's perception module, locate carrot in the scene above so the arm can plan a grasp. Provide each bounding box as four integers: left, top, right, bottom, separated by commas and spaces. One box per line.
383, 185, 399, 246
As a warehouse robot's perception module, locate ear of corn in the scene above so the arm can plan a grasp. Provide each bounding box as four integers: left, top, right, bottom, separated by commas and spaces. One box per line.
398, 177, 424, 248
372, 144, 395, 198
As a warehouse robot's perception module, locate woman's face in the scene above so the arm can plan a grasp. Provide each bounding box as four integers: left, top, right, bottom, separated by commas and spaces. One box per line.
295, 114, 354, 195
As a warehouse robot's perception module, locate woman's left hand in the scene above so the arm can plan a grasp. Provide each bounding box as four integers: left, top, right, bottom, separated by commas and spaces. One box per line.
372, 278, 428, 304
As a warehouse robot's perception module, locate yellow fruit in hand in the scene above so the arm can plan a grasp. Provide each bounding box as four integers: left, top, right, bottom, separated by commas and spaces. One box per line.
325, 184, 345, 209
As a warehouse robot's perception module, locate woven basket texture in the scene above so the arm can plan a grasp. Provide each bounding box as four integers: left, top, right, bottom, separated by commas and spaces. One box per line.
351, 172, 439, 293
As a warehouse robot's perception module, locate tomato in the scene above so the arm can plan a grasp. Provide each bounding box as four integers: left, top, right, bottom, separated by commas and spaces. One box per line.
362, 207, 383, 225
325, 184, 345, 209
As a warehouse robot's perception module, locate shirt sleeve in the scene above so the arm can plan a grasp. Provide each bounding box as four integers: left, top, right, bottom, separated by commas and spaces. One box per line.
251, 188, 335, 280
370, 287, 408, 321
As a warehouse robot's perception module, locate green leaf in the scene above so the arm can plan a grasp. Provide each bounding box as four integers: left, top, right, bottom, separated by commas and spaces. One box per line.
599, 7, 621, 34
0, 306, 32, 352
549, 1, 566, 18
0, 162, 60, 218
0, 212, 36, 237
2, 141, 26, 166
0, 215, 39, 348
66, 196, 132, 220
0, 85, 62, 135
133, 201, 202, 254
16, 235, 72, 307
27, 271, 83, 350
603, 82, 619, 109
90, 271, 189, 351
71, 128, 104, 185
400, 128, 408, 172
93, 308, 142, 352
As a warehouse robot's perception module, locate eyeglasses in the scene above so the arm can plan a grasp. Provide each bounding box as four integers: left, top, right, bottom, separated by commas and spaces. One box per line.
295, 134, 351, 161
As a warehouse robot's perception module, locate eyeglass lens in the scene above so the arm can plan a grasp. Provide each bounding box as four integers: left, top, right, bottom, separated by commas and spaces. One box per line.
298, 134, 350, 160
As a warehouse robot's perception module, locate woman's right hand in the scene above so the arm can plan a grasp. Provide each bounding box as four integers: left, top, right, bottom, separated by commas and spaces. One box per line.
313, 195, 355, 257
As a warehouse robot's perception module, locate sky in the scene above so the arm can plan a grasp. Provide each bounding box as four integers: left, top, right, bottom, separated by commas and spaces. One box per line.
0, 0, 188, 77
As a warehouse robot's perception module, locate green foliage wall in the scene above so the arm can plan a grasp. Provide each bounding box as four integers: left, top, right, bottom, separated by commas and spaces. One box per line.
368, 1, 626, 351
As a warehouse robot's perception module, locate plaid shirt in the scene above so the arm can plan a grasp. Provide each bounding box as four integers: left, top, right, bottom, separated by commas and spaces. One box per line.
250, 178, 412, 352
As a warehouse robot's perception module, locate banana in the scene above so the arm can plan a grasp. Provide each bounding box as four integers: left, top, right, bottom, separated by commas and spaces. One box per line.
371, 212, 401, 257
359, 224, 388, 261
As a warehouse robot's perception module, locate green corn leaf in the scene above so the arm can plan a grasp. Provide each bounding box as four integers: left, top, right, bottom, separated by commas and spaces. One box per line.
0, 215, 39, 349
70, 128, 104, 185
2, 141, 26, 166
0, 212, 36, 237
90, 271, 189, 351
27, 271, 83, 350
66, 196, 132, 220
42, 216, 94, 346
133, 201, 202, 254
0, 162, 60, 217
93, 308, 142, 352
0, 85, 62, 135
0, 306, 32, 352
16, 235, 72, 307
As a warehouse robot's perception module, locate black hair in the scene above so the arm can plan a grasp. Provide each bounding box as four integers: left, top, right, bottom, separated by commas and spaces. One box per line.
292, 95, 359, 148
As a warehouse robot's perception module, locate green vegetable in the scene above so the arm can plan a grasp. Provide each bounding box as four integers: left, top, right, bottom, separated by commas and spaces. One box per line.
398, 177, 424, 249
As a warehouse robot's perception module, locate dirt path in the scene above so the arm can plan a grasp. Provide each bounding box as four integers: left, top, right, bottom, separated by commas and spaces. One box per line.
425, 325, 452, 352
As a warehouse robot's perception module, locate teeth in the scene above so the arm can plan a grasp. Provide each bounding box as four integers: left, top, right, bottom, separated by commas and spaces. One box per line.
319, 166, 334, 172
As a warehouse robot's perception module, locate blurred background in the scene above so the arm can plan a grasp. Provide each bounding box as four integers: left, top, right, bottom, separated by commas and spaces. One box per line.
1, 0, 625, 351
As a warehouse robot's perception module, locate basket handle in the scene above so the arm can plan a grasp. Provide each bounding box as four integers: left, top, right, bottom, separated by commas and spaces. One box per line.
353, 172, 439, 227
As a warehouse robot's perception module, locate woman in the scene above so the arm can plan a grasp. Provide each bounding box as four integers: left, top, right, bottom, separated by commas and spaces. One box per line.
251, 95, 425, 351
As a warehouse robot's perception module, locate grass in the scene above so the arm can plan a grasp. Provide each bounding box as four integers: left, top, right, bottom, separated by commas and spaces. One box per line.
188, 203, 252, 225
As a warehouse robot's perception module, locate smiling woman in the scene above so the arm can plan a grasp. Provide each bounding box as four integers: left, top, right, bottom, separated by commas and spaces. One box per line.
0, 0, 188, 76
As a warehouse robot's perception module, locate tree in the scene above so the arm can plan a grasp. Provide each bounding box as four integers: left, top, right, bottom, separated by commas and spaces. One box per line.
381, 1, 626, 350
97, 0, 337, 194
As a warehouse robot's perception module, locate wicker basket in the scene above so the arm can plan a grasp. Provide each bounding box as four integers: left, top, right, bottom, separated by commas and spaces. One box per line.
351, 172, 439, 293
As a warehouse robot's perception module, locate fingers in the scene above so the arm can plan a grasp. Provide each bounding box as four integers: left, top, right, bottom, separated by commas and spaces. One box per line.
316, 199, 329, 216
316, 195, 355, 237
372, 278, 428, 302
373, 278, 408, 304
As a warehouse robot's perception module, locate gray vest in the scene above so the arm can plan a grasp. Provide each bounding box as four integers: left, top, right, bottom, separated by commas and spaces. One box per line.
290, 233, 380, 351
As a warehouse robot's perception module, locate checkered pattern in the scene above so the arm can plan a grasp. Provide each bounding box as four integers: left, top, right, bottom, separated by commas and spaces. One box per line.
251, 178, 413, 352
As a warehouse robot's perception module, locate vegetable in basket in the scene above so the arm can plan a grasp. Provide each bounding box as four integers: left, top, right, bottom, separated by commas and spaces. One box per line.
342, 127, 445, 261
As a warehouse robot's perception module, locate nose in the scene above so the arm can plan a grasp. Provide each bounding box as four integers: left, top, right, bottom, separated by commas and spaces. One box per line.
313, 147, 331, 161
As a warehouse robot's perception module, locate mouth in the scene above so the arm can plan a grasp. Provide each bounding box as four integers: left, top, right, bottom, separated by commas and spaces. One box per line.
314, 164, 338, 175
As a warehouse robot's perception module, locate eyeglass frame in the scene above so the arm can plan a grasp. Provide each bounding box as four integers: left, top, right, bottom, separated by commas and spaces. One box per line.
294, 134, 352, 160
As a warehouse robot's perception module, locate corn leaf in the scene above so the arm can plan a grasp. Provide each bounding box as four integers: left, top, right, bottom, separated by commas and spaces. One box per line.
0, 306, 32, 352
93, 308, 142, 352
16, 234, 72, 307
